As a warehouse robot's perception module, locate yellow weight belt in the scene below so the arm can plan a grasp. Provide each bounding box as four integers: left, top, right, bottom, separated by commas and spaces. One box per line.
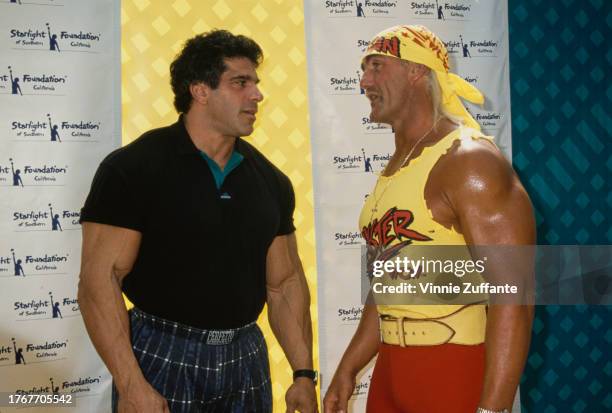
379, 303, 487, 347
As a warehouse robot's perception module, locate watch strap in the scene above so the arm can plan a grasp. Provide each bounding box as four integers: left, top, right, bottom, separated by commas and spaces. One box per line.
293, 369, 318, 384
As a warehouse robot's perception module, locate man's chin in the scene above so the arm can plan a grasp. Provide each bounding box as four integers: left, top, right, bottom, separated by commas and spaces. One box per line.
239, 126, 254, 137
370, 113, 383, 124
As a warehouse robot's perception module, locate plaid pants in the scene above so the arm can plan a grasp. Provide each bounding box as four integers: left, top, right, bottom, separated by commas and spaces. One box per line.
112, 308, 272, 413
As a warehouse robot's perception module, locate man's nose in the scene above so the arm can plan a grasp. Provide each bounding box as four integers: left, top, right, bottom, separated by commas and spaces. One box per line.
252, 86, 263, 102
360, 71, 372, 90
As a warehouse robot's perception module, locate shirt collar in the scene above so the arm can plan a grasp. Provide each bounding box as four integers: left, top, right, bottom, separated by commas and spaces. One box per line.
174, 115, 252, 159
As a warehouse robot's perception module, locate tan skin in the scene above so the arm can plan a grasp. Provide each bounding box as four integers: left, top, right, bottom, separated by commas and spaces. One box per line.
323, 55, 535, 412
78, 58, 317, 413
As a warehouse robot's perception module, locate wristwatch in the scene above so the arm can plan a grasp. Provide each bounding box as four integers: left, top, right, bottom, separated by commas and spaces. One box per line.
476, 408, 509, 413
293, 369, 318, 385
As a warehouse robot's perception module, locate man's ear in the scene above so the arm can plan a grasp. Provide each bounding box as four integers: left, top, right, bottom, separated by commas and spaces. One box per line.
407, 62, 429, 84
190, 82, 209, 106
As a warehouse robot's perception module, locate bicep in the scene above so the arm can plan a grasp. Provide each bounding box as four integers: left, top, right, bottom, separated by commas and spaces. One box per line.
449, 147, 535, 246
453, 166, 536, 299
459, 181, 535, 245
80, 222, 142, 282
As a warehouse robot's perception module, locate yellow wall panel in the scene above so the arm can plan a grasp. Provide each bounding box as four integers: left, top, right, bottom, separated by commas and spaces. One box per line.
121, 1, 318, 411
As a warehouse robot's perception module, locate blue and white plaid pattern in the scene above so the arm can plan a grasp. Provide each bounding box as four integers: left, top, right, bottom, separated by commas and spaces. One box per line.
112, 308, 272, 413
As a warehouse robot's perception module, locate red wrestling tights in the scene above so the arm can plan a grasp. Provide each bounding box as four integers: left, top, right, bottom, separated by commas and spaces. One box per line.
366, 343, 485, 413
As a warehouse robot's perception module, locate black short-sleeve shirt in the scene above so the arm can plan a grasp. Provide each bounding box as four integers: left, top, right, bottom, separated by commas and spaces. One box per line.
81, 117, 295, 329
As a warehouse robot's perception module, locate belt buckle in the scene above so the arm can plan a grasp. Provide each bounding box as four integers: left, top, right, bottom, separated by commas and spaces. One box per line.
396, 317, 406, 347
206, 329, 235, 345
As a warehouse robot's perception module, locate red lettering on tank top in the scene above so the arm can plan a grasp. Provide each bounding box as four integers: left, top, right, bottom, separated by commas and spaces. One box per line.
362, 207, 432, 247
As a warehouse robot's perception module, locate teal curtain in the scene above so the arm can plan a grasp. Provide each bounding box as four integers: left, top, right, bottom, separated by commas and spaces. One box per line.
508, 0, 611, 411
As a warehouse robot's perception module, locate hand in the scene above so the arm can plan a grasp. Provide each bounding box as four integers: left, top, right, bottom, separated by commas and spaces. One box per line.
285, 377, 318, 413
323, 369, 356, 413
117, 377, 170, 413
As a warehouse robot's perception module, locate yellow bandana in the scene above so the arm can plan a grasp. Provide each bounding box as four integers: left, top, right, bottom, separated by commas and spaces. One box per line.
362, 25, 484, 130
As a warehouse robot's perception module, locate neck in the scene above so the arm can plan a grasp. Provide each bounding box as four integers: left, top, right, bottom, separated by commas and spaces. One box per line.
393, 112, 458, 156
184, 109, 235, 169
391, 100, 440, 155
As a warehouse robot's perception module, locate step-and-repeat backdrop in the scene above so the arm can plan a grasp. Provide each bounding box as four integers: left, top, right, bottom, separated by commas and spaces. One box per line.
304, 1, 515, 411
0, 0, 120, 411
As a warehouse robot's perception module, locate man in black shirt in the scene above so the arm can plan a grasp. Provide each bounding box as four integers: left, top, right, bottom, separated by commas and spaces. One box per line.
78, 30, 317, 413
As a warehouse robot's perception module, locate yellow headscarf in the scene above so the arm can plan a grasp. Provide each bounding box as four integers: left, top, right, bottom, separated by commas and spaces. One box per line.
362, 25, 484, 130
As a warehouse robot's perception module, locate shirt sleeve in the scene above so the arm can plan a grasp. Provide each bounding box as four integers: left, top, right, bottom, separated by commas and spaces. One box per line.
276, 173, 296, 236
80, 162, 144, 232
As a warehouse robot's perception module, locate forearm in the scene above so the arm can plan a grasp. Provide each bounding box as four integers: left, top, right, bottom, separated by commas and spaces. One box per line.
480, 304, 534, 409
267, 272, 313, 370
78, 270, 144, 393
335, 303, 380, 376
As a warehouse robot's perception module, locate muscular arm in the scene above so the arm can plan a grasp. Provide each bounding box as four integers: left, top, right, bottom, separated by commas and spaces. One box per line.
266, 233, 313, 370
78, 222, 168, 412
266, 233, 317, 412
446, 140, 536, 411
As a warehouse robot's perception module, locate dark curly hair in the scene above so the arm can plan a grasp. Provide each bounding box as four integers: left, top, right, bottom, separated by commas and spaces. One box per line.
170, 30, 263, 113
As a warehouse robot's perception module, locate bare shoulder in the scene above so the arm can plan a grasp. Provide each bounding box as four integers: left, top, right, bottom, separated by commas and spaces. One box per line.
437, 134, 517, 199
431, 132, 535, 244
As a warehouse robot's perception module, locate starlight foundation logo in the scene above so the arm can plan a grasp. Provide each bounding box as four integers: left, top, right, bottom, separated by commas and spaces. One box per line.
14, 377, 61, 395
0, 65, 68, 95
0, 248, 71, 277
328, 71, 364, 95
361, 114, 392, 134
473, 110, 503, 130
8, 22, 101, 52
0, 157, 68, 187
12, 375, 102, 407
14, 377, 56, 395
11, 202, 81, 232
59, 374, 103, 395
352, 375, 372, 397
408, 1, 475, 21
9, 114, 102, 142
337, 306, 364, 323
0, 337, 70, 366
332, 148, 390, 173
356, 38, 370, 53
324, 0, 398, 17
14, 375, 103, 397
13, 290, 79, 321
334, 231, 363, 248
444, 35, 499, 58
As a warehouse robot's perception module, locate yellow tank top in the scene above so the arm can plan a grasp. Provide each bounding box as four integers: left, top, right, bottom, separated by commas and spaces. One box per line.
358, 126, 492, 320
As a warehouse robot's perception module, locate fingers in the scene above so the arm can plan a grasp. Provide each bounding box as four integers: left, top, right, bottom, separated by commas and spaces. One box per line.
324, 393, 348, 413
291, 401, 317, 413
323, 396, 338, 413
338, 391, 350, 413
